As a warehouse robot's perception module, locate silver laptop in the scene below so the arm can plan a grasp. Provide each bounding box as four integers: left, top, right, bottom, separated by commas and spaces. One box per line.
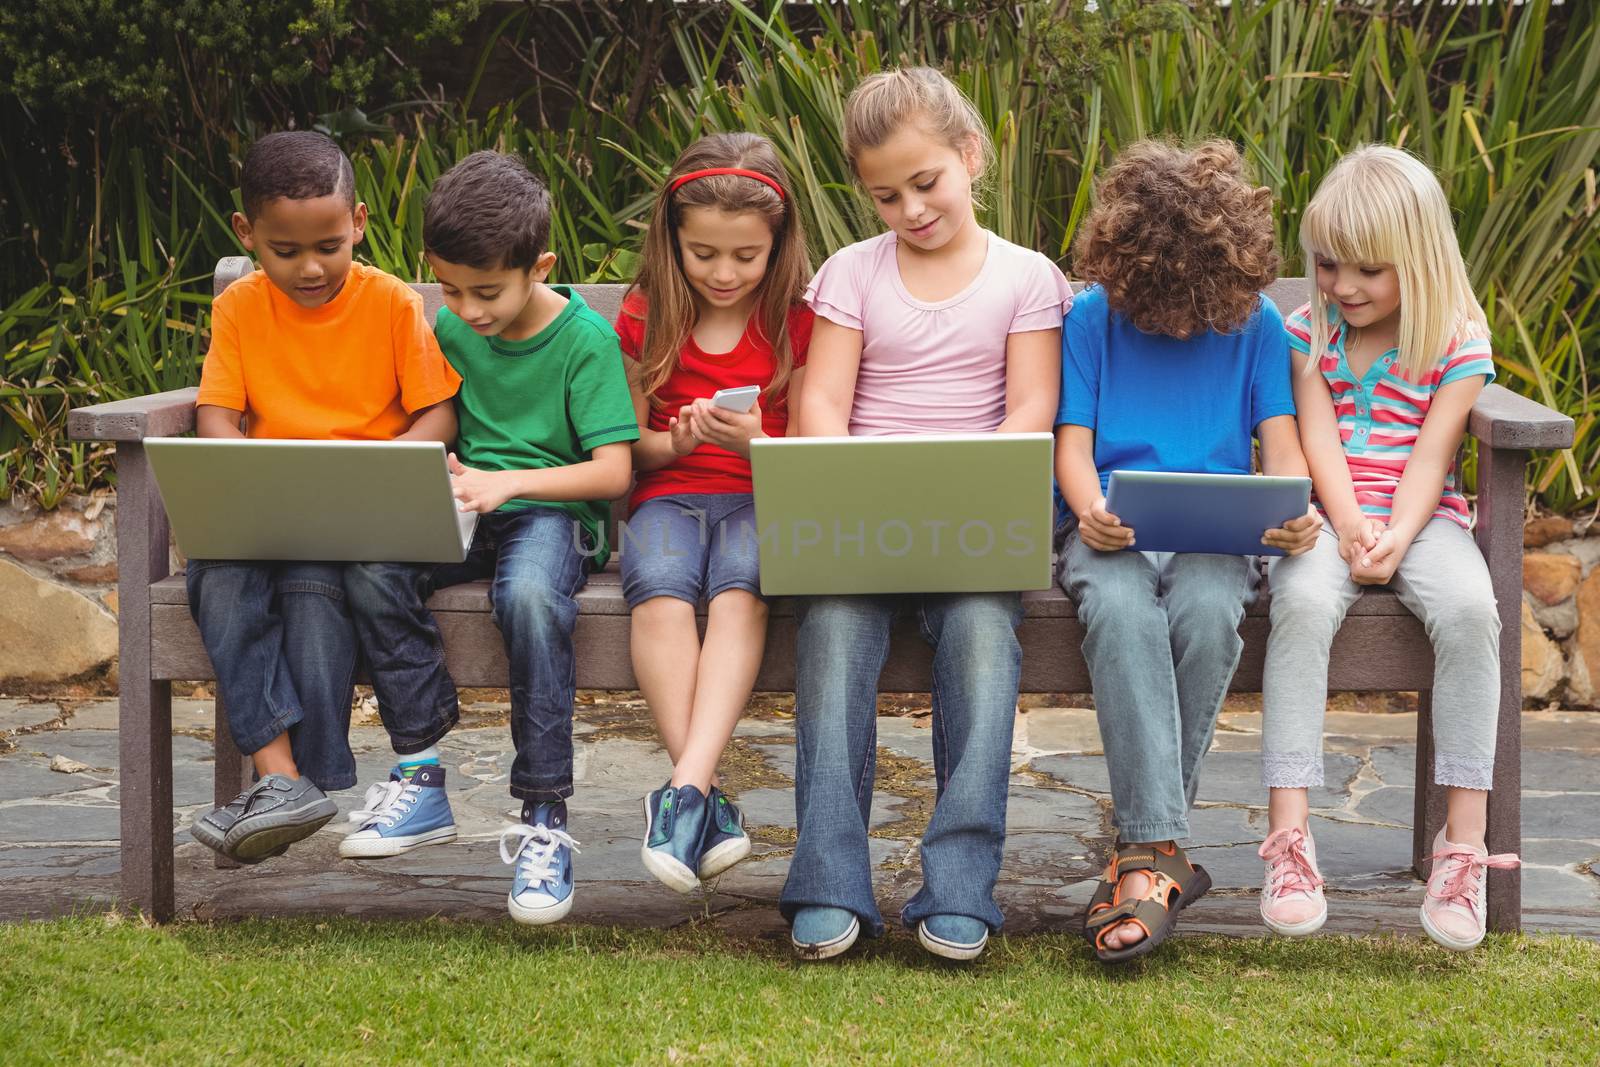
748, 433, 1054, 595
146, 439, 477, 562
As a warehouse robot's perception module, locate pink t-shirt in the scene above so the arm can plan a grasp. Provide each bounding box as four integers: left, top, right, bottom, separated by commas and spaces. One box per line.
804, 229, 1072, 435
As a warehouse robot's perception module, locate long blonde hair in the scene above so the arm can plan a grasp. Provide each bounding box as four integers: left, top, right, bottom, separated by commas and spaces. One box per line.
1300, 145, 1487, 381
842, 67, 994, 196
626, 133, 811, 407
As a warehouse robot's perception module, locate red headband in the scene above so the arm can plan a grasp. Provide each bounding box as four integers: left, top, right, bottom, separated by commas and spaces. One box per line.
668, 167, 786, 201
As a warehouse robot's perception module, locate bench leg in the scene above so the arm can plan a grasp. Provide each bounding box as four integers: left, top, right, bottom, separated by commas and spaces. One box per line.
1411, 691, 1447, 879
212, 693, 252, 870
115, 440, 176, 921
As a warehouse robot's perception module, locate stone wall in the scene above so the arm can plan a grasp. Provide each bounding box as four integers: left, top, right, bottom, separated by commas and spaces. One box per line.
0, 494, 119, 686
2, 490, 1598, 707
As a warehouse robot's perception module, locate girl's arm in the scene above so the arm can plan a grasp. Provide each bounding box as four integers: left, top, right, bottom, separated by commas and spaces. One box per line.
1054, 424, 1133, 551
1352, 374, 1486, 582
448, 442, 634, 514
1257, 414, 1323, 555
1293, 354, 1377, 561
796, 318, 861, 437
196, 404, 246, 439
626, 357, 696, 472
997, 327, 1062, 434
784, 366, 807, 437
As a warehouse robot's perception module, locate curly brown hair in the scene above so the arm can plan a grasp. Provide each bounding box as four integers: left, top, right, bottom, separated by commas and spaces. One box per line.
1073, 139, 1278, 339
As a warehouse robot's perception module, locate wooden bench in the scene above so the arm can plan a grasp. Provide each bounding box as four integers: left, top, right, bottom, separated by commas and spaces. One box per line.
69, 256, 1575, 928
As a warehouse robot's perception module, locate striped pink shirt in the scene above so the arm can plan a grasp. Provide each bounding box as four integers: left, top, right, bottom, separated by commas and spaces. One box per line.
1285, 304, 1495, 530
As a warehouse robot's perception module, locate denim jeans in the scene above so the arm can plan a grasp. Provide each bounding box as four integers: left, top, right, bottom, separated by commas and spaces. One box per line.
185, 560, 359, 791
618, 493, 761, 607
345, 506, 588, 801
778, 591, 1023, 937
1059, 525, 1259, 842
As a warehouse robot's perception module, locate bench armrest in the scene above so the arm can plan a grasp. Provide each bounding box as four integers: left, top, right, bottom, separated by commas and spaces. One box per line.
68, 387, 199, 442
1468, 384, 1574, 450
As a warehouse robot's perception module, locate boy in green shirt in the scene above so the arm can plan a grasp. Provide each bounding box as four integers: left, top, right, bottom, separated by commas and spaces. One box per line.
343, 152, 639, 924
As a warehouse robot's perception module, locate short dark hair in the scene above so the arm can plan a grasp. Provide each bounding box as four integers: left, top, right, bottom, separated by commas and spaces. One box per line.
424, 151, 551, 271
239, 131, 356, 220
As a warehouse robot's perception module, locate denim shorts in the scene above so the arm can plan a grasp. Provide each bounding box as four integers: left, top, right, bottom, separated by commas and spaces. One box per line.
618, 493, 761, 607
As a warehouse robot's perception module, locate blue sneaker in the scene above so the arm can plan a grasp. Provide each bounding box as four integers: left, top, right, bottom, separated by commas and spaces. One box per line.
917, 914, 989, 961
501, 802, 578, 925
791, 906, 860, 961
697, 786, 751, 880
339, 764, 458, 859
640, 782, 709, 893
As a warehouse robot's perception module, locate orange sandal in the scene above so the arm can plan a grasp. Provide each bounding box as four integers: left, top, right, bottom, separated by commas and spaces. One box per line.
1083, 841, 1212, 964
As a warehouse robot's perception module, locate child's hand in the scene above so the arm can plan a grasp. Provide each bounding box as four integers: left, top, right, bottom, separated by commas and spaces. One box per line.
1078, 496, 1135, 552
685, 398, 765, 458
1349, 527, 1405, 585
1336, 517, 1384, 565
668, 406, 699, 457
1262, 506, 1323, 557
448, 453, 515, 514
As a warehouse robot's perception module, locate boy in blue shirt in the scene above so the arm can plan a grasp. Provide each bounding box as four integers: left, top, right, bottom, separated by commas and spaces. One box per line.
1053, 141, 1320, 964
343, 152, 638, 924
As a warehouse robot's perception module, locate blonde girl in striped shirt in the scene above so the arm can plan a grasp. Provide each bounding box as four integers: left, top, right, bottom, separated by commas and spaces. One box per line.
1256, 145, 1518, 950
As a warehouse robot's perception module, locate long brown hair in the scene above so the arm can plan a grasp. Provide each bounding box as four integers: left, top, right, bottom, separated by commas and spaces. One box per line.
626, 133, 811, 407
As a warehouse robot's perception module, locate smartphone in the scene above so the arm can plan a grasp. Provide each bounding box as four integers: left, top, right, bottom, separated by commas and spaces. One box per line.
710, 385, 761, 413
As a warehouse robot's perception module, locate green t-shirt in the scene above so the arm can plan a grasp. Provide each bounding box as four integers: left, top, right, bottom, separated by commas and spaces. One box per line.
436, 286, 640, 569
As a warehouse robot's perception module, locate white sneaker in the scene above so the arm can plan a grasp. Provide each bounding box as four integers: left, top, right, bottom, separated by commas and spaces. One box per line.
1420, 828, 1519, 951
1258, 827, 1327, 936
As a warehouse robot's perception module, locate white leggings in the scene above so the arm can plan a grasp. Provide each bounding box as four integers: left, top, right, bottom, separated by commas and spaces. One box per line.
1261, 517, 1501, 791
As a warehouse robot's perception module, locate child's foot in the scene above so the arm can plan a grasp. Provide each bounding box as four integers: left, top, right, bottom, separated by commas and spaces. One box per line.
219, 775, 338, 862
790, 906, 860, 961
916, 914, 988, 961
1420, 828, 1520, 951
500, 801, 578, 925
1258, 826, 1327, 936
697, 786, 751, 880
640, 782, 709, 893
339, 764, 458, 858
191, 790, 288, 864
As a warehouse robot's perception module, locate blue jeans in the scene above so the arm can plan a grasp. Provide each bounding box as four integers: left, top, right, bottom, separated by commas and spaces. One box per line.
345, 506, 588, 801
1059, 524, 1258, 841
618, 493, 761, 607
778, 591, 1023, 937
185, 560, 359, 791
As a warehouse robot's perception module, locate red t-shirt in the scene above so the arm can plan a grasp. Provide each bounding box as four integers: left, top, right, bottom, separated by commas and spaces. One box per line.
616, 291, 813, 508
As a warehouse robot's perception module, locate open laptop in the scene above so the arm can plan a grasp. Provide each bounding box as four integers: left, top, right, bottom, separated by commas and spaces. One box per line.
749, 433, 1054, 596
1105, 470, 1311, 556
145, 439, 477, 563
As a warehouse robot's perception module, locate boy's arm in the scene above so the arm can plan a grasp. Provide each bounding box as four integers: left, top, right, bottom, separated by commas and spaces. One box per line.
797, 318, 861, 437
1351, 375, 1484, 581
1054, 424, 1133, 551
396, 400, 456, 444
1257, 413, 1322, 555
449, 443, 633, 514
196, 404, 246, 439
998, 328, 1062, 434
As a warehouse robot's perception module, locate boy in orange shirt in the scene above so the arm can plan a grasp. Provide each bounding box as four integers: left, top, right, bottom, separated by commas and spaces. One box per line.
186, 131, 461, 863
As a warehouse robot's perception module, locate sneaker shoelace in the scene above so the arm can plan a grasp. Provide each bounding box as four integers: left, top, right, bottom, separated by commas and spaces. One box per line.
348, 779, 417, 830
499, 824, 581, 888
1426, 845, 1520, 915
1258, 828, 1324, 899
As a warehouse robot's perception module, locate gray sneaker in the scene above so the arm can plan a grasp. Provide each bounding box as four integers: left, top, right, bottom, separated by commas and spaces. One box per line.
192, 788, 292, 864
220, 774, 338, 861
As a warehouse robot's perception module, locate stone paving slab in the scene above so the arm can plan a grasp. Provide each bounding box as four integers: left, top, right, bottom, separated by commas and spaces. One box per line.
1, 697, 1597, 939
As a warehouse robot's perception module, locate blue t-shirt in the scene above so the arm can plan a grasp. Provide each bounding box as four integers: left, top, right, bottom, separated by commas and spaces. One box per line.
1055, 285, 1295, 494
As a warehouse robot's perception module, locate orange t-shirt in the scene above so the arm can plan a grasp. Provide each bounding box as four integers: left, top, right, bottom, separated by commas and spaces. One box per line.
197, 262, 460, 439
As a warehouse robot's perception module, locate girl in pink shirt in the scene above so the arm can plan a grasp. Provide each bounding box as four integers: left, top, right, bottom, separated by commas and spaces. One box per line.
782, 66, 1072, 963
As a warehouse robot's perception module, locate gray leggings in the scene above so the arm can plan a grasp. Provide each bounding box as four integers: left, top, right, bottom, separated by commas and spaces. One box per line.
1261, 517, 1501, 791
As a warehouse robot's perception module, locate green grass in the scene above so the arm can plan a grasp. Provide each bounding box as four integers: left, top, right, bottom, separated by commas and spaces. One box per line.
3, 916, 1597, 1064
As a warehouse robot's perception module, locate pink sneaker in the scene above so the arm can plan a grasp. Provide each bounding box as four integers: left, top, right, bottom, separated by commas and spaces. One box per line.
1258, 827, 1327, 936
1420, 828, 1520, 951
